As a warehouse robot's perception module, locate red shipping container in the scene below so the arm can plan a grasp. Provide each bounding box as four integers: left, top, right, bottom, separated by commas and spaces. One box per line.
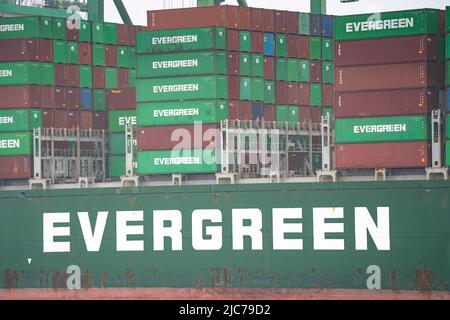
299, 107, 321, 123
439, 10, 446, 35
0, 156, 33, 180
310, 61, 322, 83
287, 82, 299, 104
227, 52, 239, 75
0, 39, 52, 62
0, 85, 41, 109
42, 109, 54, 127
231, 100, 252, 120
335, 62, 443, 92
66, 20, 79, 41
297, 36, 309, 59
79, 42, 92, 65
288, 152, 302, 172
54, 64, 66, 86
65, 65, 80, 87
105, 45, 117, 67
227, 29, 239, 51
334, 88, 438, 118
298, 83, 310, 106
106, 88, 136, 110
285, 11, 299, 34
66, 88, 80, 110
335, 141, 431, 169
334, 35, 439, 67
137, 124, 218, 151
93, 67, 105, 89
322, 84, 334, 107
251, 31, 263, 53
264, 56, 275, 80
147, 6, 238, 30
80, 111, 93, 129
93, 112, 106, 130
238, 6, 251, 30
67, 110, 80, 128
127, 25, 138, 46
264, 104, 276, 122
117, 24, 128, 45
118, 68, 129, 88
53, 110, 67, 128
250, 8, 262, 31
54, 87, 67, 109
41, 87, 56, 109
228, 76, 240, 100
287, 35, 299, 58
276, 81, 288, 105
274, 10, 287, 33
261, 9, 275, 32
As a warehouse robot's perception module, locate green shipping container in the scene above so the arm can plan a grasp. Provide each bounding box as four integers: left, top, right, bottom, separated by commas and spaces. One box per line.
79, 20, 92, 42
80, 66, 93, 88
299, 13, 310, 35
240, 77, 251, 100
67, 42, 79, 64
447, 6, 450, 32
105, 67, 118, 89
322, 38, 333, 61
53, 40, 67, 64
447, 141, 450, 166
264, 81, 275, 104
276, 58, 287, 81
252, 78, 264, 102
310, 37, 322, 60
129, 48, 136, 69
137, 51, 227, 78
445, 34, 450, 60
251, 54, 264, 77
446, 114, 450, 139
93, 44, 105, 66
310, 83, 322, 107
240, 31, 251, 52
117, 46, 130, 68
109, 155, 138, 177
137, 75, 228, 102
104, 23, 117, 45
276, 34, 287, 57
137, 100, 228, 126
137, 27, 226, 53
335, 115, 430, 143
93, 89, 106, 111
322, 107, 334, 120
137, 149, 217, 174
0, 132, 32, 156
311, 0, 326, 14
276, 105, 298, 123
286, 59, 301, 82
53, 18, 66, 40
239, 53, 251, 76
299, 59, 310, 82
0, 109, 41, 132
438, 35, 445, 62
446, 61, 450, 86
129, 69, 136, 87
108, 109, 136, 133
92, 22, 105, 43
334, 9, 440, 41
0, 16, 52, 39
322, 62, 334, 84
109, 133, 137, 155
0, 62, 54, 86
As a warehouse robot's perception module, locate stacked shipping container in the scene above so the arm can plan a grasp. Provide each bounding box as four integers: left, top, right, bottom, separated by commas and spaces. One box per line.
446, 6, 450, 167
137, 6, 334, 175
334, 9, 444, 169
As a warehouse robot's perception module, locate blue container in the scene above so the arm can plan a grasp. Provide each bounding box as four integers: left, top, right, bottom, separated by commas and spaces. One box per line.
447, 88, 450, 112
80, 88, 93, 110
322, 15, 333, 37
252, 102, 264, 120
310, 14, 322, 36
263, 33, 274, 56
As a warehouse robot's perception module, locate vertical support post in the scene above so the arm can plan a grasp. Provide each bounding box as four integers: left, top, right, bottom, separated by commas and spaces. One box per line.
321, 113, 331, 171
102, 129, 106, 181
125, 124, 134, 177
33, 128, 42, 179
308, 119, 313, 176
220, 120, 229, 174
76, 127, 81, 178
431, 109, 441, 168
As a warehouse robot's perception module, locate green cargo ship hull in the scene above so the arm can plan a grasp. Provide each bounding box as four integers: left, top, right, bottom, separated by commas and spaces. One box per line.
0, 180, 449, 292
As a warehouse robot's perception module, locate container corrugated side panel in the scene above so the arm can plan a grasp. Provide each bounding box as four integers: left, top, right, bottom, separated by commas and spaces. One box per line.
0, 155, 32, 179
137, 76, 228, 102
0, 85, 41, 109
0, 109, 41, 132
109, 132, 136, 155
335, 141, 430, 169
334, 9, 440, 41
0, 16, 52, 39
137, 51, 227, 78
109, 155, 138, 177
137, 149, 217, 174
335, 115, 430, 143
108, 109, 137, 133
0, 132, 32, 156
137, 100, 228, 126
